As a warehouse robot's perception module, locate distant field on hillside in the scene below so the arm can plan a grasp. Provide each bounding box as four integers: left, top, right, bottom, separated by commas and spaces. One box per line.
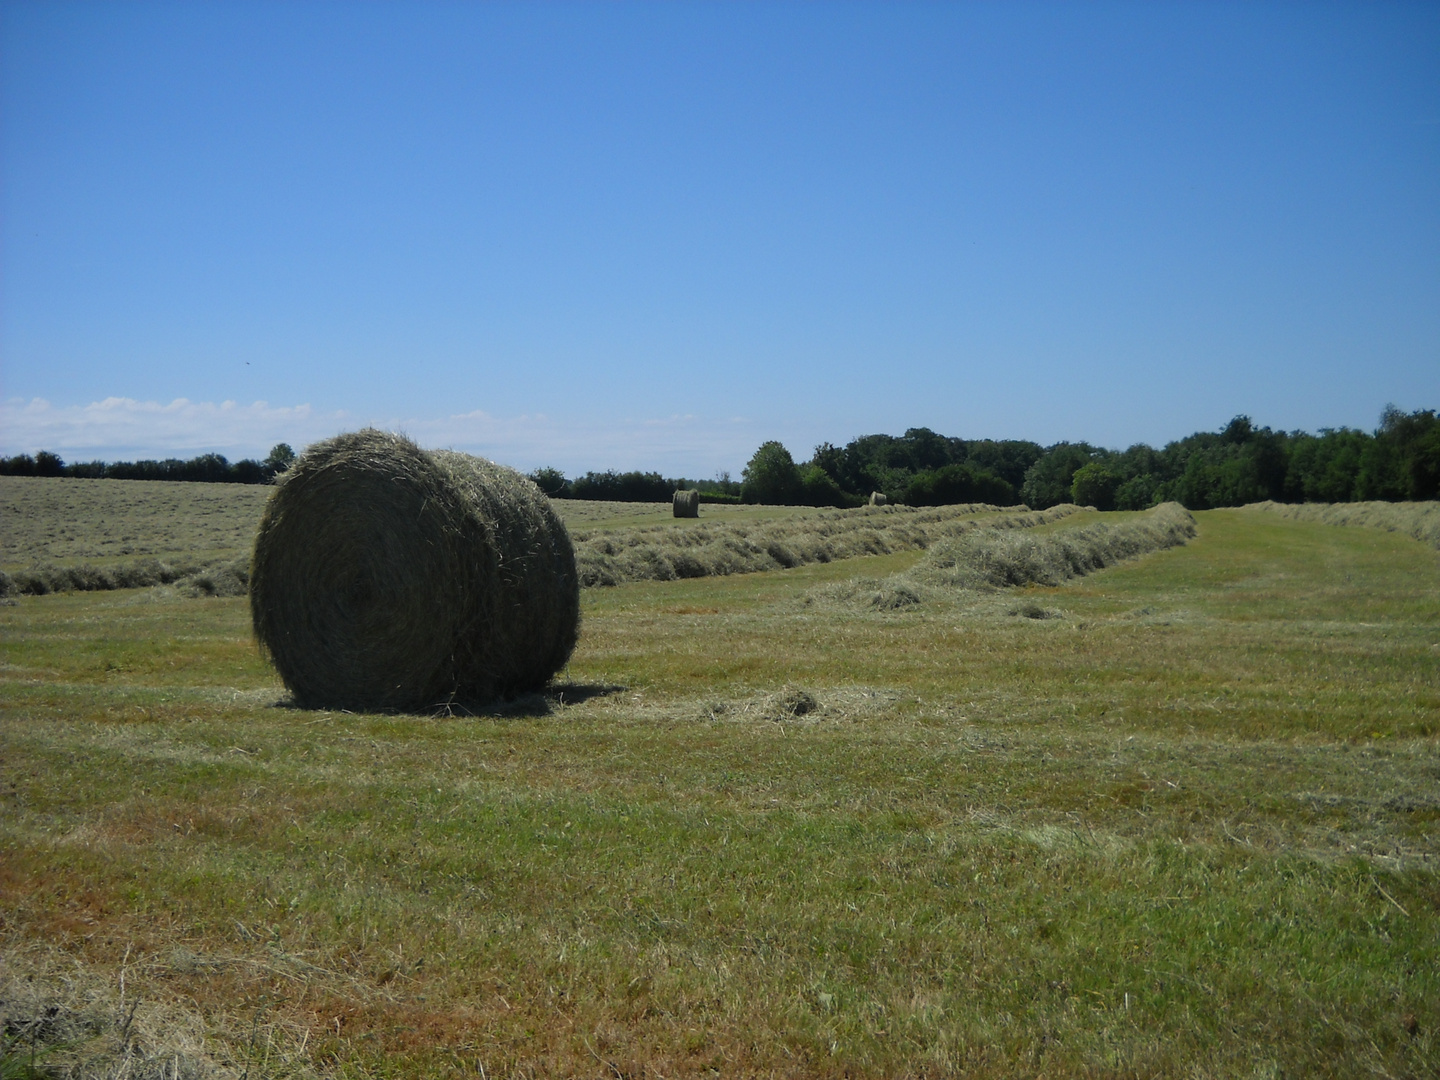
0, 475, 273, 570
1, 501, 1436, 1078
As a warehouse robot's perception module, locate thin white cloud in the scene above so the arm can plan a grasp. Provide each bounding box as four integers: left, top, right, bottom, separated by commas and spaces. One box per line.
0, 396, 766, 477
0, 397, 347, 460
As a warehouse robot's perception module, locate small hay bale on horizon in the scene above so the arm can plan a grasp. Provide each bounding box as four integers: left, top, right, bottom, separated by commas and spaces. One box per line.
249, 429, 580, 712
673, 488, 700, 518
870, 491, 889, 506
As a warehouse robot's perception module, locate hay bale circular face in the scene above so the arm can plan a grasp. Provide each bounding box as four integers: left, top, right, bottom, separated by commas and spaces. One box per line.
673, 488, 700, 518
250, 430, 579, 711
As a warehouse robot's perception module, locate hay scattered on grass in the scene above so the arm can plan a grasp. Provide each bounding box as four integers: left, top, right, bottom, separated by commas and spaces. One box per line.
0, 962, 232, 1080
249, 429, 580, 712
672, 488, 700, 518
1008, 600, 1066, 620
772, 685, 819, 719
571, 503, 1082, 587
1248, 500, 1440, 549
685, 685, 910, 726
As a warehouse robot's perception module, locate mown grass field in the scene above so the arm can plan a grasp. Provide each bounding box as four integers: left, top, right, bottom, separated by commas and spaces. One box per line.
1, 485, 1437, 1078
0, 475, 817, 573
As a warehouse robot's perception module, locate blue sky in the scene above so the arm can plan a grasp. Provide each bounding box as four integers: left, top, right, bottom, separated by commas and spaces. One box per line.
2, 1, 1436, 477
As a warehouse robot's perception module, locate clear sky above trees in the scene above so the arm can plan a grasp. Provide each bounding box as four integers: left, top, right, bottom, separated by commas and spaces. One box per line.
1, 1, 1436, 476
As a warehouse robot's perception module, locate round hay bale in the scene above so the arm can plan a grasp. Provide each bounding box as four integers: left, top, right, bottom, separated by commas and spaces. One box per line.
673, 488, 700, 518
869, 491, 889, 506
249, 429, 580, 711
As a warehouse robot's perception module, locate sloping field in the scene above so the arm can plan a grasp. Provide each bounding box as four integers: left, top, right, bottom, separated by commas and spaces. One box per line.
1, 500, 1437, 1078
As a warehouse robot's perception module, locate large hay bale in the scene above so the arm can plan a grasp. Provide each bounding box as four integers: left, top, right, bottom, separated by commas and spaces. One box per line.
869, 491, 888, 506
673, 488, 700, 518
249, 430, 580, 711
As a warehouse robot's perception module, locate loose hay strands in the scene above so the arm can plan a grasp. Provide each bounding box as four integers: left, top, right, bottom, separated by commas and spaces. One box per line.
249, 430, 579, 712
1248, 500, 1440, 550
570, 502, 1083, 587
672, 488, 700, 518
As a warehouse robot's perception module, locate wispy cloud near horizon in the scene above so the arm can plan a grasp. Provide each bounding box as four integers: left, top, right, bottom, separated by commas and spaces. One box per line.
1, 397, 347, 460
0, 397, 764, 477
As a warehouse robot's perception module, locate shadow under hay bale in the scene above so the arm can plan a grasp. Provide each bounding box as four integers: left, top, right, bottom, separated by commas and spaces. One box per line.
673, 488, 700, 518
250, 429, 580, 712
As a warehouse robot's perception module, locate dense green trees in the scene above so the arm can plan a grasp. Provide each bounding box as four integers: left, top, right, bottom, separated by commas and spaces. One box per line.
529, 469, 742, 502
741, 441, 803, 504
0, 445, 297, 484
904, 463, 1015, 507
736, 406, 1440, 510
1069, 462, 1120, 511
734, 428, 1043, 507
1012, 407, 1440, 510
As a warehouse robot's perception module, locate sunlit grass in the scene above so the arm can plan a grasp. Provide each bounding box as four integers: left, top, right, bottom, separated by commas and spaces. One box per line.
2, 507, 1437, 1077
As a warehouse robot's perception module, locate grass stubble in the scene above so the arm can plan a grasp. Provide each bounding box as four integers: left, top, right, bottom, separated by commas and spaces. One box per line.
0, 496, 1437, 1077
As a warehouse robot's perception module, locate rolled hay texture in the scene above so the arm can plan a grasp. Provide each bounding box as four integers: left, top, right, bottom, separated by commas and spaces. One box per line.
870, 491, 888, 506
673, 488, 700, 518
250, 430, 580, 711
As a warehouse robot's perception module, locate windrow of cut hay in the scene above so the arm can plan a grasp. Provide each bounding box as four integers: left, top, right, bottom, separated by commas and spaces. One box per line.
1248, 500, 1440, 549
0, 555, 250, 599
907, 501, 1197, 590
571, 502, 1083, 587
250, 430, 580, 712
810, 503, 1196, 610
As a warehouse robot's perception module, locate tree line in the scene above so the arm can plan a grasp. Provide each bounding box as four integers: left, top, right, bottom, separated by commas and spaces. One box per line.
4, 406, 1436, 511
528, 467, 743, 503
735, 406, 1440, 510
0, 444, 297, 484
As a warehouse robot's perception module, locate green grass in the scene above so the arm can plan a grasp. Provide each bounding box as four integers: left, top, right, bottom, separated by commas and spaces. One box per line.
1, 506, 1437, 1077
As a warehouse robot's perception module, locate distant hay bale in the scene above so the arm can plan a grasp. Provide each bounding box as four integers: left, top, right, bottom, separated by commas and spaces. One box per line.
673, 488, 700, 518
249, 429, 580, 712
869, 492, 888, 506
